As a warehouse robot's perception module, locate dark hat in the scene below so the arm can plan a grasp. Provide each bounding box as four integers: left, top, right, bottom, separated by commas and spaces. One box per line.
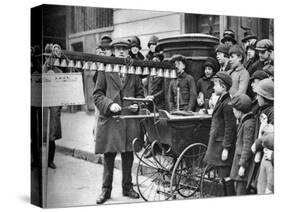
242, 30, 257, 43
111, 39, 130, 49
98, 36, 112, 49
221, 29, 237, 44
148, 35, 159, 47
169, 54, 187, 65
152, 52, 164, 62
231, 94, 252, 113
255, 78, 274, 100
213, 72, 232, 88
229, 45, 244, 57
128, 36, 142, 49
255, 39, 274, 51
216, 44, 230, 56
203, 57, 220, 73
250, 70, 269, 81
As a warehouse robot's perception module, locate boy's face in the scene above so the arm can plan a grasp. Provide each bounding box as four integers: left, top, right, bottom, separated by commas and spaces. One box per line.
233, 107, 242, 120
149, 44, 156, 52
247, 48, 255, 59
257, 94, 265, 106
251, 79, 260, 93
229, 53, 242, 69
204, 66, 214, 78
216, 52, 227, 65
114, 46, 129, 58
175, 60, 185, 73
131, 46, 140, 55
213, 79, 225, 95
258, 50, 271, 62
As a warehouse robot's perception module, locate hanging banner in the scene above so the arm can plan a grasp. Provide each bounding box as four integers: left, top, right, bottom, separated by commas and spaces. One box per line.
31, 73, 85, 107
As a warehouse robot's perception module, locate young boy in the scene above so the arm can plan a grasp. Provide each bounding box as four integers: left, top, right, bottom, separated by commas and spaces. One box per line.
216, 44, 231, 73
230, 94, 255, 195
204, 72, 237, 179
168, 54, 197, 112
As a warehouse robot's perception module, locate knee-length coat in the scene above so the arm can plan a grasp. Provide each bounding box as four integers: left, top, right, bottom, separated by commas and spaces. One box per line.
93, 71, 144, 154
204, 92, 237, 167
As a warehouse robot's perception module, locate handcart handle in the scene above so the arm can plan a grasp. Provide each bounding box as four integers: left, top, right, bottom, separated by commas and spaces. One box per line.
123, 97, 153, 103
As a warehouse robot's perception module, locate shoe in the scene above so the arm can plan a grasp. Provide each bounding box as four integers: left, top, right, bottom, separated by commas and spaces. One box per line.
96, 191, 111, 204
123, 188, 140, 199
48, 162, 56, 169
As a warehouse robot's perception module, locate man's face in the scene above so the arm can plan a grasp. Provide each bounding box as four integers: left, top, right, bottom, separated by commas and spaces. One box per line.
204, 66, 214, 78
114, 46, 129, 58
247, 48, 256, 60
224, 40, 234, 47
229, 53, 242, 69
216, 52, 228, 65
149, 44, 156, 52
131, 46, 140, 55
175, 60, 185, 73
258, 50, 271, 62
257, 94, 265, 106
213, 79, 225, 95
251, 79, 260, 93
104, 48, 112, 56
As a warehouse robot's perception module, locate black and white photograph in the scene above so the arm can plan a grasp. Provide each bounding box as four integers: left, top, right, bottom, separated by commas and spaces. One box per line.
29, 1, 275, 209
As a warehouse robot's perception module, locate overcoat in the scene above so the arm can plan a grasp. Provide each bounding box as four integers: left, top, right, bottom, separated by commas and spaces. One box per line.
230, 113, 255, 181
93, 71, 144, 154
204, 92, 237, 166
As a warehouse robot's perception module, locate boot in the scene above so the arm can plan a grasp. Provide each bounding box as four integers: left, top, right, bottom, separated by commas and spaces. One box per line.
48, 140, 56, 169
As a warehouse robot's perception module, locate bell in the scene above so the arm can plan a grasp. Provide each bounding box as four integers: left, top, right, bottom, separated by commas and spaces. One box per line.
135, 66, 142, 75
60, 59, 67, 67
120, 65, 127, 74
157, 68, 164, 77
53, 58, 60, 66
164, 69, 170, 78
105, 64, 113, 72
82, 61, 89, 70
68, 60, 74, 68
143, 67, 149, 75
150, 67, 157, 76
98, 63, 105, 71
90, 62, 98, 70
75, 61, 82, 69
128, 66, 135, 74
113, 64, 120, 73
170, 69, 177, 79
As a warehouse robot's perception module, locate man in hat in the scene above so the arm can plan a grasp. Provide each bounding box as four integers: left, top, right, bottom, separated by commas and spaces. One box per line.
146, 35, 160, 60
93, 39, 144, 204
230, 94, 255, 195
250, 39, 274, 76
196, 57, 219, 111
128, 36, 144, 60
168, 55, 197, 112
96, 35, 113, 57
241, 28, 258, 50
221, 29, 237, 47
203, 72, 237, 180
216, 44, 231, 73
228, 45, 250, 97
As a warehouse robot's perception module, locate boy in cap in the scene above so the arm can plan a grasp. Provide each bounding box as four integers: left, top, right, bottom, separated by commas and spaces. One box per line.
221, 29, 237, 47
203, 72, 237, 179
94, 38, 144, 204
228, 45, 250, 97
96, 36, 113, 57
128, 36, 144, 60
168, 55, 197, 112
146, 35, 160, 61
250, 39, 274, 76
215, 44, 231, 73
230, 94, 255, 195
196, 57, 219, 111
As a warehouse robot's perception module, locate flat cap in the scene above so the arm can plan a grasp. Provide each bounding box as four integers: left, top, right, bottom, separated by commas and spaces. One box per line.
111, 39, 130, 49
255, 39, 274, 51
250, 70, 269, 81
216, 44, 230, 56
256, 78, 274, 101
213, 72, 232, 88
229, 45, 244, 56
231, 94, 252, 113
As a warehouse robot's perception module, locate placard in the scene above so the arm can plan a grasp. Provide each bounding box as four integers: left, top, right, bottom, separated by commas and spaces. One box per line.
31, 73, 85, 107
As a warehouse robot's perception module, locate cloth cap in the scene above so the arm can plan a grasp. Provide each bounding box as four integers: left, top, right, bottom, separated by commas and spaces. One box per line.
250, 70, 269, 81
256, 78, 274, 100
231, 94, 252, 113
229, 45, 244, 57
255, 39, 274, 51
213, 72, 232, 88
216, 44, 230, 56
111, 39, 130, 49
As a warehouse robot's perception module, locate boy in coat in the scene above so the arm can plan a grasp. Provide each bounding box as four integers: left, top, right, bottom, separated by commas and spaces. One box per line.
203, 72, 237, 179
93, 39, 144, 204
230, 94, 255, 195
216, 44, 231, 73
168, 55, 197, 112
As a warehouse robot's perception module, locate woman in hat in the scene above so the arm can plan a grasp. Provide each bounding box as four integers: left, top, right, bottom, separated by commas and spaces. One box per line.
145, 35, 160, 61
221, 29, 237, 47
128, 36, 144, 60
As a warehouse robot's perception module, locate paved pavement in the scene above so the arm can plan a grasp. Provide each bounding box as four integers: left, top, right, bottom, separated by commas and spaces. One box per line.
47, 152, 144, 208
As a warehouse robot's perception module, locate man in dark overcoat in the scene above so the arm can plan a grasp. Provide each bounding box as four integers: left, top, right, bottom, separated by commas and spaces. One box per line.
93, 39, 144, 204
203, 72, 237, 178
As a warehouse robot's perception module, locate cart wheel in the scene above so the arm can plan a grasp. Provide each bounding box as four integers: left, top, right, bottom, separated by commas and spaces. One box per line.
170, 143, 207, 199
136, 143, 175, 201
151, 140, 173, 171
200, 165, 224, 197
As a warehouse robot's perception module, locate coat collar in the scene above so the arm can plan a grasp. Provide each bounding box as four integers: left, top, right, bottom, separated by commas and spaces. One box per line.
237, 112, 254, 131
212, 92, 230, 115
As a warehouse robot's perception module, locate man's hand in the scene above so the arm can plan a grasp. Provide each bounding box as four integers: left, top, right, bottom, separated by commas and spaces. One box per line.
128, 104, 139, 112
109, 103, 122, 113
146, 95, 155, 101
251, 143, 256, 153
238, 166, 245, 177
221, 148, 229, 161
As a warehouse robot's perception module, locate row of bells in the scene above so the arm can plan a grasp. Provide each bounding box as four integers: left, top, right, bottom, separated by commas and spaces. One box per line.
52, 58, 177, 78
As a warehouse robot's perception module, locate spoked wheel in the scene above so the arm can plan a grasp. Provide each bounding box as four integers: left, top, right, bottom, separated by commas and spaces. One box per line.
170, 143, 207, 199
136, 143, 175, 201
200, 165, 224, 198
151, 140, 173, 171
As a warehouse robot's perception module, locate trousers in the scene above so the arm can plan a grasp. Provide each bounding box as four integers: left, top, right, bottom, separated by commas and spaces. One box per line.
102, 151, 134, 193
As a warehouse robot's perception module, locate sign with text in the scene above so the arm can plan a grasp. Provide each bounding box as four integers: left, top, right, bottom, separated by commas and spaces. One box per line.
31, 73, 85, 107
